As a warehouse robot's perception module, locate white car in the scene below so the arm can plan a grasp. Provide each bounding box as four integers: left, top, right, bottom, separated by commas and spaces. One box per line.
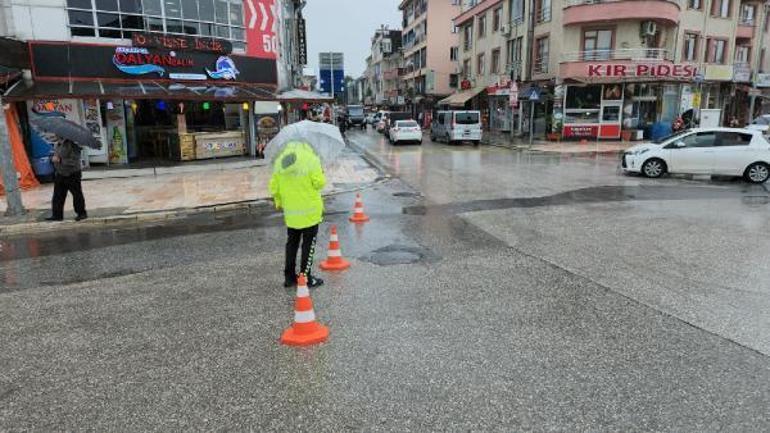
622, 127, 770, 183
389, 120, 423, 145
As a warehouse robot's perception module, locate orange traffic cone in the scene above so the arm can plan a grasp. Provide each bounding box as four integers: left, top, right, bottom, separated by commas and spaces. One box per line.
280, 274, 329, 346
349, 193, 370, 223
320, 225, 350, 271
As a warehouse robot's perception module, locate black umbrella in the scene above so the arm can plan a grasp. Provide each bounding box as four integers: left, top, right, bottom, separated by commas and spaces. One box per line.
30, 116, 102, 149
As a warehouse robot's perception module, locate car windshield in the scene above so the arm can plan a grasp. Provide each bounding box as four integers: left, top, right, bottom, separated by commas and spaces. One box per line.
653, 130, 689, 144
397, 121, 418, 127
455, 113, 479, 124
751, 116, 770, 126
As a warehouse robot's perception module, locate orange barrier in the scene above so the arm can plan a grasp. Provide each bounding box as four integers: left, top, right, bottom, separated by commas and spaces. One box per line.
319, 225, 350, 271
349, 193, 370, 223
0, 105, 39, 195
280, 274, 329, 346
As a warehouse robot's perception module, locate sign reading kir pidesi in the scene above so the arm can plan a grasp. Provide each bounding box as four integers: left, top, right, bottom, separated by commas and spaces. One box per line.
587, 63, 698, 79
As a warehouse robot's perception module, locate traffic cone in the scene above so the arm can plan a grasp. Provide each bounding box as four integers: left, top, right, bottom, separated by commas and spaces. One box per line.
349, 193, 370, 223
319, 225, 350, 271
280, 274, 329, 346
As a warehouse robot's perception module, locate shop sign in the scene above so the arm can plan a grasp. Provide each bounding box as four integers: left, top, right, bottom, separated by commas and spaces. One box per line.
563, 125, 599, 138
756, 73, 770, 88
509, 82, 518, 108
297, 17, 307, 65
704, 65, 733, 81
733, 64, 751, 83
131, 33, 232, 54
245, 0, 278, 59
587, 63, 698, 79
460, 79, 473, 90
30, 42, 276, 85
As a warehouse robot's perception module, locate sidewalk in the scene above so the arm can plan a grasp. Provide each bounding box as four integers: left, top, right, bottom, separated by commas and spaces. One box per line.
481, 131, 632, 154
0, 151, 379, 235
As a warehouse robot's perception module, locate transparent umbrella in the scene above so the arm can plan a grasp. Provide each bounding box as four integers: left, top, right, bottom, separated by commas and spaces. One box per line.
265, 120, 345, 166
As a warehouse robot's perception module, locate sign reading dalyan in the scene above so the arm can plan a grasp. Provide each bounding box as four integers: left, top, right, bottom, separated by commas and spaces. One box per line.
588, 64, 699, 78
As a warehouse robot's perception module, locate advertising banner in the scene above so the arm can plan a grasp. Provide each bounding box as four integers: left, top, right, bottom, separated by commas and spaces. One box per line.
244, 0, 278, 59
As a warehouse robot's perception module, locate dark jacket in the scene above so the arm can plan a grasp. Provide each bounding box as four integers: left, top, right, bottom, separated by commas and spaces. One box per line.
53, 140, 82, 177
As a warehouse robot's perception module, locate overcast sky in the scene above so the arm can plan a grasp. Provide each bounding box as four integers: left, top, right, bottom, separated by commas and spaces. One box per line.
303, 0, 402, 78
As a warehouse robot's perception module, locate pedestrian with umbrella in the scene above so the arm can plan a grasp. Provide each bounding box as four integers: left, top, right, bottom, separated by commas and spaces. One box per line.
266, 120, 346, 288
31, 116, 101, 222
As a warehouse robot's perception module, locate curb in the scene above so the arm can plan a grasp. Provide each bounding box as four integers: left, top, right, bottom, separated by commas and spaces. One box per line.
346, 137, 394, 178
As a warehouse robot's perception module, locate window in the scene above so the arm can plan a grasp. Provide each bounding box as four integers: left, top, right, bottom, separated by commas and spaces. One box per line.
564, 85, 601, 124
450, 46, 459, 61
534, 36, 549, 74
463, 59, 471, 77
510, 0, 524, 23
683, 32, 699, 61
66, 0, 246, 46
583, 29, 613, 60
493, 8, 502, 32
477, 52, 486, 76
420, 47, 427, 69
736, 45, 751, 63
716, 132, 752, 146
537, 0, 551, 23
712, 0, 731, 18
449, 74, 459, 88
455, 112, 479, 124
491, 48, 501, 74
741, 4, 756, 25
463, 24, 473, 51
478, 14, 486, 38
679, 132, 717, 148
688, 0, 701, 9
707, 38, 727, 63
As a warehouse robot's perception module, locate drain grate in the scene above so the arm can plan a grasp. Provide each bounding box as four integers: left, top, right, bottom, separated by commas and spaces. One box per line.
362, 244, 436, 266
393, 191, 421, 198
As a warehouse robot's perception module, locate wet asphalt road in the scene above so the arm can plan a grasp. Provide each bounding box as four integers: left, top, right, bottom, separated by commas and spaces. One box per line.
1, 128, 769, 431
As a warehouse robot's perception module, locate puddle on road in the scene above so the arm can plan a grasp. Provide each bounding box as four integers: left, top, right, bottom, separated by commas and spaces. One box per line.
393, 191, 422, 198
361, 244, 437, 266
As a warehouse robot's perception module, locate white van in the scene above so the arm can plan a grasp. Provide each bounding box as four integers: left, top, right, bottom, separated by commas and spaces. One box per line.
430, 110, 483, 145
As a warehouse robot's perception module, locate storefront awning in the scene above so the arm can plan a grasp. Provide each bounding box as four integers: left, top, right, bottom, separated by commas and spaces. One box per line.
277, 88, 334, 102
437, 87, 486, 107
3, 79, 277, 102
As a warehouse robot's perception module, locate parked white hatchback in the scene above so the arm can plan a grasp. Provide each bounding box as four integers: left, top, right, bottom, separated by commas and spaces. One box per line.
389, 120, 423, 145
622, 127, 770, 183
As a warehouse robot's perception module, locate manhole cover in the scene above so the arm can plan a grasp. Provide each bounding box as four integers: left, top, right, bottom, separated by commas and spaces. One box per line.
393, 191, 421, 198
362, 244, 435, 266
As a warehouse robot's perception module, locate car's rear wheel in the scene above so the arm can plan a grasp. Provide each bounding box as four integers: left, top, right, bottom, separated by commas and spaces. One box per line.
744, 162, 770, 183
641, 158, 666, 178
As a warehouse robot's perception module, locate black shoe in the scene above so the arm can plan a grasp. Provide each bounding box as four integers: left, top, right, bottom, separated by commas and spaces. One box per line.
45, 216, 63, 222
75, 214, 88, 222
307, 276, 324, 288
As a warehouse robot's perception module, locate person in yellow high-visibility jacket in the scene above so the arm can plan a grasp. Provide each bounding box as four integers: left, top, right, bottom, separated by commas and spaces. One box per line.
269, 141, 326, 288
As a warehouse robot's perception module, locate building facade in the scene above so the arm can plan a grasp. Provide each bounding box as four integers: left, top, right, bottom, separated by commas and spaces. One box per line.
399, 0, 461, 118
366, 26, 404, 108
453, 0, 770, 139
0, 0, 302, 172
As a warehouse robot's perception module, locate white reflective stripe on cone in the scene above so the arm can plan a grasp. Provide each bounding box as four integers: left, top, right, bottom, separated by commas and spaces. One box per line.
355, 209, 363, 214
330, 234, 338, 242
327, 249, 341, 257
295, 309, 316, 323
297, 285, 310, 298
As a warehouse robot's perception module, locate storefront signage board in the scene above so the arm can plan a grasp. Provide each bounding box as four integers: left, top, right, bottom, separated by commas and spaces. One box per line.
756, 73, 770, 88
586, 63, 698, 79
297, 17, 307, 65
30, 42, 277, 85
704, 65, 733, 81
131, 33, 232, 54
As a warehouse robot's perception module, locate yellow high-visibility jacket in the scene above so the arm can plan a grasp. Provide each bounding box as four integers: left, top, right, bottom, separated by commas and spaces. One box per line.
269, 141, 326, 229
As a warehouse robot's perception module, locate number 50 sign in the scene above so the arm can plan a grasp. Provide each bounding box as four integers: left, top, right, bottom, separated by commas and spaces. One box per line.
245, 0, 278, 59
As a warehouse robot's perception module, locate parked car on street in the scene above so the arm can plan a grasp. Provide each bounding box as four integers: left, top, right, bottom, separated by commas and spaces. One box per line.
621, 127, 770, 183
430, 110, 483, 145
388, 120, 423, 145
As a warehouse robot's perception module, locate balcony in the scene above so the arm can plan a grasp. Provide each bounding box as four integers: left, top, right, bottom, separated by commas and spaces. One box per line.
383, 68, 400, 80
737, 18, 756, 39
562, 0, 680, 26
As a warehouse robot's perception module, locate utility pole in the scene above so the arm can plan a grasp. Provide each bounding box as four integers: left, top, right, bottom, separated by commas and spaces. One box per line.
0, 99, 25, 216
748, 2, 769, 123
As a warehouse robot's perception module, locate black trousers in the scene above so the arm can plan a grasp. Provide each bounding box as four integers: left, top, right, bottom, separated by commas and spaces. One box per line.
51, 172, 86, 219
284, 224, 319, 282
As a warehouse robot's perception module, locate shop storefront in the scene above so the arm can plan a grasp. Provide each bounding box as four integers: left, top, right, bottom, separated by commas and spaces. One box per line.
559, 61, 699, 140
487, 81, 513, 132
6, 36, 277, 172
